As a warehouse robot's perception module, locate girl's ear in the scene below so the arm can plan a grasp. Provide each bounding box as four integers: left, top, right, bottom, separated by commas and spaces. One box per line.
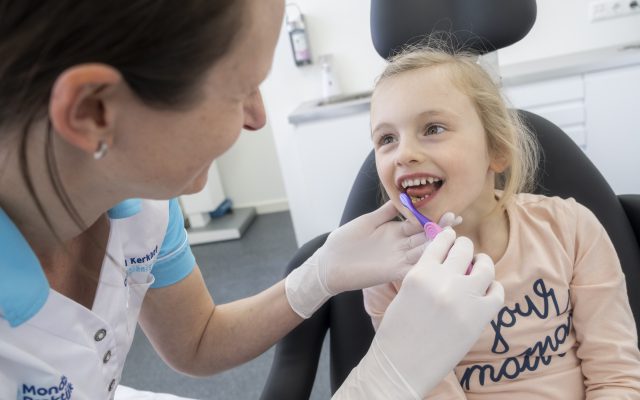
490, 153, 509, 173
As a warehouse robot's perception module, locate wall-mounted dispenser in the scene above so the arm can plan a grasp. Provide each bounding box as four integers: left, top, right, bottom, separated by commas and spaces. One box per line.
286, 3, 312, 66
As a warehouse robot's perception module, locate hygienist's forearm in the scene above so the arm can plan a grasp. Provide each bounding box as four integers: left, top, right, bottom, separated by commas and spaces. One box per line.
191, 280, 303, 375
139, 266, 304, 377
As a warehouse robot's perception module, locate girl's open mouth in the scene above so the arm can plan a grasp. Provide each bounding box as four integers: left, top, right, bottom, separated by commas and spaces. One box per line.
399, 175, 444, 207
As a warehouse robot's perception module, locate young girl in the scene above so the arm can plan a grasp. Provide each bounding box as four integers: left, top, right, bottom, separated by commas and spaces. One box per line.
365, 45, 640, 399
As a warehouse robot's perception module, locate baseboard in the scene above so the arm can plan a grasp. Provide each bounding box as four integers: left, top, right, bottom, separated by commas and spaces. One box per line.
234, 198, 289, 215
186, 207, 256, 245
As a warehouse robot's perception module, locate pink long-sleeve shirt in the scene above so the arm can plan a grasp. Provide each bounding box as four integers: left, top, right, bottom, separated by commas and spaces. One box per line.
364, 193, 640, 399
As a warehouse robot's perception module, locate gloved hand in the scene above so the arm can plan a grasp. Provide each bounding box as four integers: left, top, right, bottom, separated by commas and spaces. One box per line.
285, 201, 427, 318
285, 202, 464, 318
333, 228, 504, 399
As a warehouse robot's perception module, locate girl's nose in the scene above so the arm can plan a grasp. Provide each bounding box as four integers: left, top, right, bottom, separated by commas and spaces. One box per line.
394, 136, 424, 166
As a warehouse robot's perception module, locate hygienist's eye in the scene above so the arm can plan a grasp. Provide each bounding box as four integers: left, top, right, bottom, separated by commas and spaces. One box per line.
425, 124, 445, 136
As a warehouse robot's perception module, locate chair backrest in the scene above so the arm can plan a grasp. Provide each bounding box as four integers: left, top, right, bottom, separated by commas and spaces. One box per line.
262, 1, 640, 397
371, 0, 537, 59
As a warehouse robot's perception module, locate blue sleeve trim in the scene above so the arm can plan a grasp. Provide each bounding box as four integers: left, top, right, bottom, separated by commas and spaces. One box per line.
108, 199, 142, 219
151, 199, 196, 288
0, 208, 50, 327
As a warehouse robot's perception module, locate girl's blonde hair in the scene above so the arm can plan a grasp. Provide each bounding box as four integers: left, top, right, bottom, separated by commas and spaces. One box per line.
375, 38, 540, 212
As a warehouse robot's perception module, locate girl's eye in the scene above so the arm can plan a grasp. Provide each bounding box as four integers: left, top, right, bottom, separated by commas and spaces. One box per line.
425, 124, 445, 136
379, 134, 396, 145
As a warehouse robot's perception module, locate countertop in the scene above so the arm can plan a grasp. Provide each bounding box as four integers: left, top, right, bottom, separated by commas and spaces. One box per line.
288, 41, 640, 125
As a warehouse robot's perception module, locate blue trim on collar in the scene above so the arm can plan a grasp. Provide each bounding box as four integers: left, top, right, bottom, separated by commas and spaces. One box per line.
0, 208, 49, 327
108, 199, 142, 219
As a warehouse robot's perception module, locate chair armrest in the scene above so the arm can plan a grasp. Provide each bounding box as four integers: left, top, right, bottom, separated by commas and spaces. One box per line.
260, 233, 331, 400
619, 194, 640, 247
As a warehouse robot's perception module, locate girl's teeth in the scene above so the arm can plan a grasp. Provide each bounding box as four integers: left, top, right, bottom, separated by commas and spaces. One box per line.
401, 177, 443, 189
411, 195, 428, 203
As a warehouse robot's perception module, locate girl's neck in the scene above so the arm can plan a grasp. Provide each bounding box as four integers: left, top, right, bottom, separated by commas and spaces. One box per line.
455, 194, 510, 264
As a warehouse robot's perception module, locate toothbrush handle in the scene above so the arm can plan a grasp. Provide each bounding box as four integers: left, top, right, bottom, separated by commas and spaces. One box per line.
423, 221, 443, 240
424, 222, 474, 275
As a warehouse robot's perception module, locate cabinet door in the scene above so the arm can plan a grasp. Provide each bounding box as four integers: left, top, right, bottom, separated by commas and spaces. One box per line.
585, 66, 640, 194
290, 112, 373, 244
503, 76, 587, 148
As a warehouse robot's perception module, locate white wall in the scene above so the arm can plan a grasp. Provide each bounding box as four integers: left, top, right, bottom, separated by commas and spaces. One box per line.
216, 122, 288, 214
230, 0, 640, 218
500, 1, 640, 65
261, 1, 384, 235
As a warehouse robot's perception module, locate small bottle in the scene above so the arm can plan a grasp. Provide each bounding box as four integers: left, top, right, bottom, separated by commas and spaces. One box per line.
319, 54, 342, 101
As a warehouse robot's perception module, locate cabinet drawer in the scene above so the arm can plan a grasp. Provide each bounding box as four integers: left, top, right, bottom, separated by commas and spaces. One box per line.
503, 75, 584, 109
526, 100, 586, 128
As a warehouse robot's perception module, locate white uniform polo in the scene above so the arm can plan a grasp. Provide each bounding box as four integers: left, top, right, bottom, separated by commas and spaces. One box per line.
0, 199, 196, 400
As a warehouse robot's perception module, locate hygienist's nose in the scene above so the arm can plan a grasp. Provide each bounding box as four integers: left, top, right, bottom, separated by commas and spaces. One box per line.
395, 136, 424, 166
243, 89, 267, 131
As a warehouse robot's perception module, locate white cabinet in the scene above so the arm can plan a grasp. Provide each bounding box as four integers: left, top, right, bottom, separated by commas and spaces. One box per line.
584, 65, 640, 194
288, 112, 373, 245
502, 65, 640, 194
503, 75, 587, 149
179, 162, 256, 245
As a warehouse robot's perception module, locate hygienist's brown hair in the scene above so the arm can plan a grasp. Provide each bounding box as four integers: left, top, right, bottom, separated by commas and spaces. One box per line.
0, 0, 245, 234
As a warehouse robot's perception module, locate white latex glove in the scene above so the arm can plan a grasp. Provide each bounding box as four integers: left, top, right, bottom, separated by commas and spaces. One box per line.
437, 211, 463, 228
286, 201, 428, 318
333, 228, 504, 399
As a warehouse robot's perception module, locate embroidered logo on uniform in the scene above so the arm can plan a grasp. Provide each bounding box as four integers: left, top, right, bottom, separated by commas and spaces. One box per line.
19, 375, 73, 400
123, 245, 158, 273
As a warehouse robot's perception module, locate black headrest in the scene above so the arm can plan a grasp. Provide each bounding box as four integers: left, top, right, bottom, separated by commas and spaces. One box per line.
371, 0, 537, 59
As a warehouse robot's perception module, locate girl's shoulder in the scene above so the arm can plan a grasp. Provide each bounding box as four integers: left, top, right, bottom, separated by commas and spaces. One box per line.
511, 192, 585, 217
509, 192, 601, 236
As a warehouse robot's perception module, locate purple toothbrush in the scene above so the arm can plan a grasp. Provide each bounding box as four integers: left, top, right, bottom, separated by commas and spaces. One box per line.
399, 192, 444, 240
399, 192, 473, 275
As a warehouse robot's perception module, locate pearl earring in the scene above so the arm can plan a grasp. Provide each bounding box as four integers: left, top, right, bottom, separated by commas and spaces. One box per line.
93, 141, 108, 160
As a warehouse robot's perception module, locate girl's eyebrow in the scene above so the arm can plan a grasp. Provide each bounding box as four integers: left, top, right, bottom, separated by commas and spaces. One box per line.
372, 108, 458, 136
371, 122, 395, 137
417, 108, 458, 119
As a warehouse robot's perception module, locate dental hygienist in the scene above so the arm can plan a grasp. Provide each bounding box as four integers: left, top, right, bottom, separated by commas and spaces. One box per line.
0, 1, 504, 399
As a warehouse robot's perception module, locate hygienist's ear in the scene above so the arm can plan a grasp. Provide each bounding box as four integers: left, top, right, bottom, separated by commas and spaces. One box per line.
49, 64, 122, 155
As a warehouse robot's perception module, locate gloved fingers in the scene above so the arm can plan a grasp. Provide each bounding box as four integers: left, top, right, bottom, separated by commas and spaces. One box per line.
417, 227, 456, 265
437, 211, 463, 228
465, 253, 495, 296
365, 201, 402, 229
400, 215, 425, 236
442, 236, 474, 275
406, 231, 428, 250
481, 280, 505, 313
404, 243, 426, 265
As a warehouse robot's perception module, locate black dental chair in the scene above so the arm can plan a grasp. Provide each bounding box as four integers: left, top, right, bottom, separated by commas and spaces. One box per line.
260, 1, 640, 399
